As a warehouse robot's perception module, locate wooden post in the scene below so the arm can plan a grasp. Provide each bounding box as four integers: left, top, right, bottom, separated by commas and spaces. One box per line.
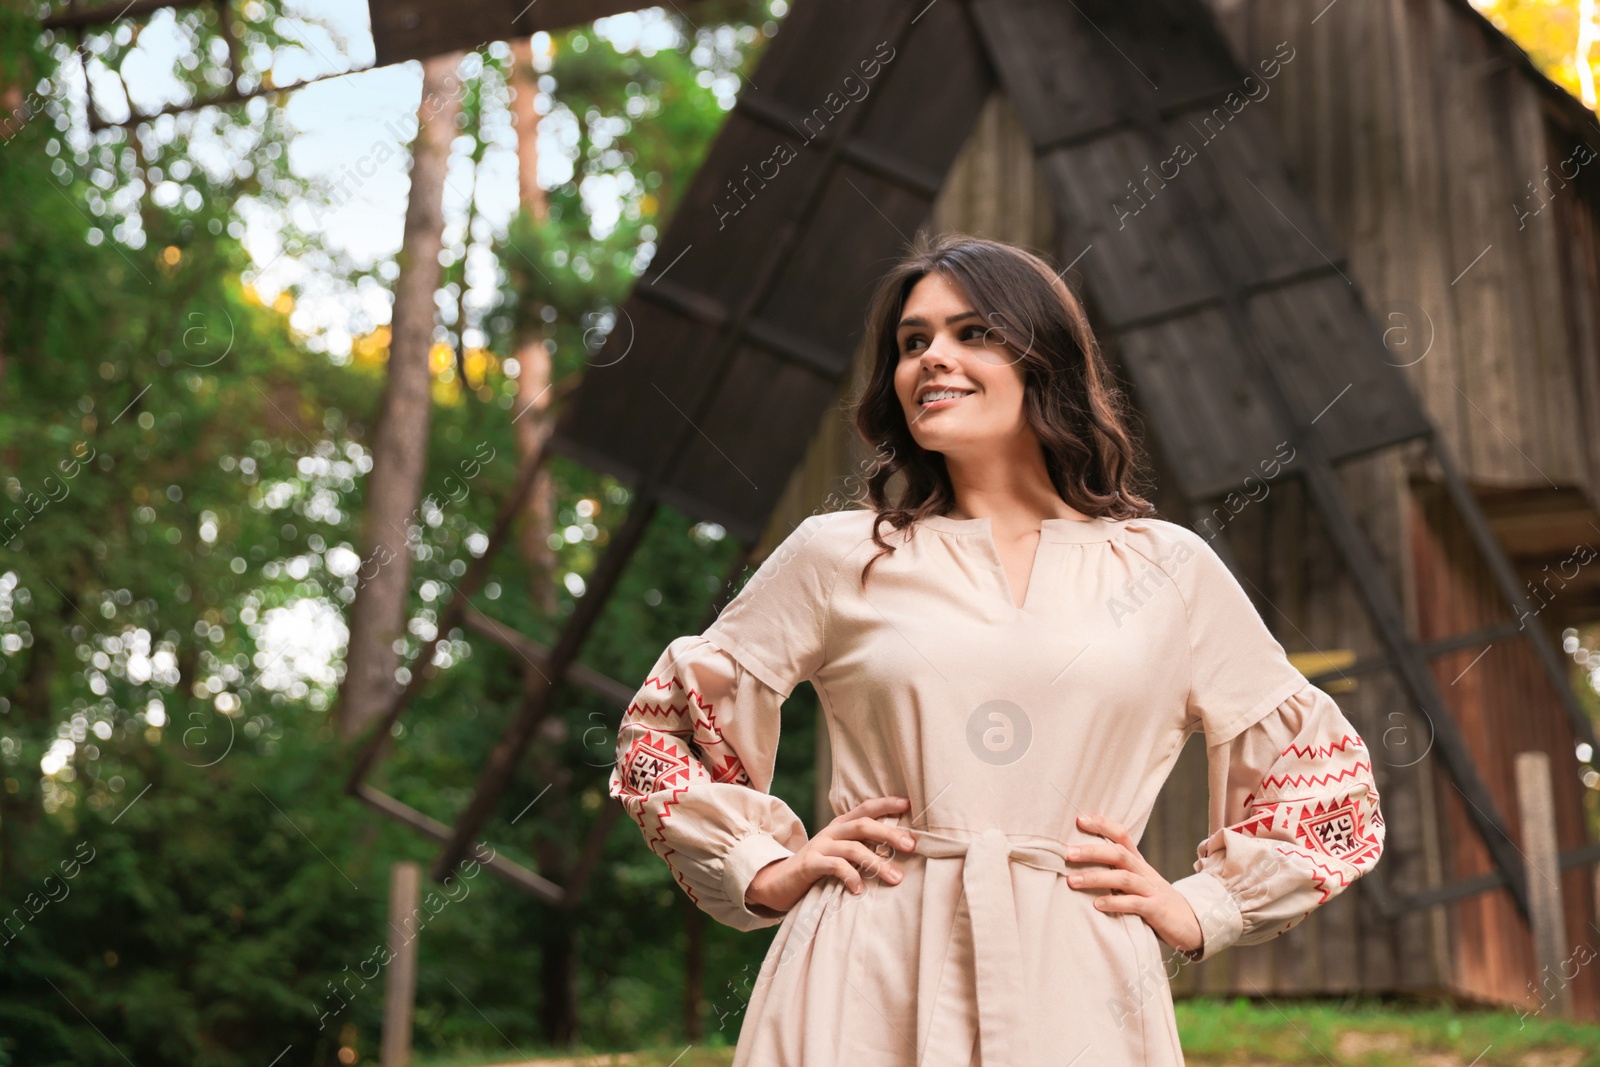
1514, 751, 1571, 1018
382, 861, 422, 1067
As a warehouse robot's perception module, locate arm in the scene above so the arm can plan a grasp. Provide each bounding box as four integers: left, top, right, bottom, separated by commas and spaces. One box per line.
1169, 682, 1386, 962
609, 633, 809, 932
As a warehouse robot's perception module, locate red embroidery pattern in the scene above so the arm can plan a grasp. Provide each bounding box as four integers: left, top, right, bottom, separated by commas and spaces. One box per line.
608, 663, 751, 907
1295, 795, 1383, 869
1281, 734, 1365, 761
1273, 846, 1361, 906
1257, 758, 1375, 796
1225, 719, 1385, 928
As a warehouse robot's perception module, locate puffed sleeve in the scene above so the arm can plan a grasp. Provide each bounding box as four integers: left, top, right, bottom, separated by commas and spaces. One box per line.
1169, 682, 1386, 961
608, 514, 845, 931
609, 635, 806, 931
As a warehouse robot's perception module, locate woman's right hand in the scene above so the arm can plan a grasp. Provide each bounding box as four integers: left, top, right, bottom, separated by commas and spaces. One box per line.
744, 796, 918, 915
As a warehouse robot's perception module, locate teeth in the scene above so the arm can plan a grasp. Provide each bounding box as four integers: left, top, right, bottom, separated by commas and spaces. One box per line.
921, 389, 972, 405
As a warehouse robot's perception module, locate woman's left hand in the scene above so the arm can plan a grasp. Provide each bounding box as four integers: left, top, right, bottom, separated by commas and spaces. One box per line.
1066, 813, 1204, 956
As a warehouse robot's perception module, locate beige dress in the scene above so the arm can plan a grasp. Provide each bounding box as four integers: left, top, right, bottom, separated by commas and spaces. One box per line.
609, 509, 1385, 1066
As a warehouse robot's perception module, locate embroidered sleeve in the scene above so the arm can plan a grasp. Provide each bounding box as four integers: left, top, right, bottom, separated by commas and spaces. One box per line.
609, 633, 808, 932
1169, 682, 1386, 961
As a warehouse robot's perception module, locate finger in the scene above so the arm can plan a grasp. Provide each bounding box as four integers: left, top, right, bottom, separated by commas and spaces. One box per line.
833, 840, 906, 883
841, 816, 918, 853
1068, 869, 1147, 894
1066, 841, 1133, 868
843, 796, 911, 822
1077, 812, 1132, 844
1091, 891, 1147, 915
823, 856, 867, 895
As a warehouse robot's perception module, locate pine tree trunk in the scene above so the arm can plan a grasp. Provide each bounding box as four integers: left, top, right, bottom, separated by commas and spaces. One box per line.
338, 51, 464, 740
509, 36, 560, 619
509, 36, 579, 1046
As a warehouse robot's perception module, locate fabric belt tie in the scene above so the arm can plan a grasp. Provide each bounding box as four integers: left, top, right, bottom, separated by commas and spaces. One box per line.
905, 826, 1074, 1067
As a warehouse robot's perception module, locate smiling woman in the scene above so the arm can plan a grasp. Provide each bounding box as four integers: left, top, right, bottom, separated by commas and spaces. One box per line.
611, 232, 1385, 1067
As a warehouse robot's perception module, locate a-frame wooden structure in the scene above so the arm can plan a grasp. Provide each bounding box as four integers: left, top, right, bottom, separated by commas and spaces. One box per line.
332, 0, 1600, 1014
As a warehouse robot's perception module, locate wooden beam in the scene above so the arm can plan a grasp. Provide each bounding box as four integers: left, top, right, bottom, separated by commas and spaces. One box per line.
733, 90, 944, 196
1434, 441, 1600, 752
1303, 620, 1527, 688
352, 785, 564, 904
457, 604, 637, 709
1517, 751, 1572, 1018
380, 861, 421, 1067
1364, 841, 1600, 916
632, 278, 845, 379
41, 0, 199, 30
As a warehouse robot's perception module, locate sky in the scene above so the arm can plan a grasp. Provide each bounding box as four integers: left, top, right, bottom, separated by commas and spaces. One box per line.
62, 0, 700, 357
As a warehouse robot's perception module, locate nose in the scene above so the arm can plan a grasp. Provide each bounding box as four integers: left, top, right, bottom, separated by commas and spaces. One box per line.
917, 339, 957, 373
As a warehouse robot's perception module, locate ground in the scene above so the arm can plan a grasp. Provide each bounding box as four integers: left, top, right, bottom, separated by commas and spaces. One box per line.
411, 996, 1600, 1067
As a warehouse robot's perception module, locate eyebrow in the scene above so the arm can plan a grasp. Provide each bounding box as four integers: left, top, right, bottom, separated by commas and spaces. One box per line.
896, 310, 982, 330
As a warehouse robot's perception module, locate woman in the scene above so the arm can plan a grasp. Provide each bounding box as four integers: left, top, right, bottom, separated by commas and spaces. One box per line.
609, 232, 1385, 1066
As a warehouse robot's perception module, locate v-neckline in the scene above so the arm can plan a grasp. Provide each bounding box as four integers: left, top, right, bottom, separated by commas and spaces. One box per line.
919, 514, 1119, 614
1001, 531, 1045, 611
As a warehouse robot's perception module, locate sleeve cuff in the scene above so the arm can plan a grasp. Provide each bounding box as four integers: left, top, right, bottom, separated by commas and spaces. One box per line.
722, 830, 797, 930
1170, 870, 1244, 962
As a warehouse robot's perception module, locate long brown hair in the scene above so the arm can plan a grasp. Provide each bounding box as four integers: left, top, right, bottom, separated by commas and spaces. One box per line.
847, 230, 1156, 584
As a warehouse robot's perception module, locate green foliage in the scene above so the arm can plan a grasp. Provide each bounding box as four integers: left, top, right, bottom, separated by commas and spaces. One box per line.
0, 2, 816, 1064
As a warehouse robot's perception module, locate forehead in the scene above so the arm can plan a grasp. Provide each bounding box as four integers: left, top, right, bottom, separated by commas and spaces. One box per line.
900, 271, 975, 320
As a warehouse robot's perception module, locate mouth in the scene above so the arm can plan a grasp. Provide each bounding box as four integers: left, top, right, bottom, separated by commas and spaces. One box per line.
917, 387, 976, 411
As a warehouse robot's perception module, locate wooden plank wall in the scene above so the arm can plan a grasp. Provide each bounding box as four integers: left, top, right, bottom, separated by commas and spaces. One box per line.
1410, 481, 1600, 1017
1202, 0, 1597, 498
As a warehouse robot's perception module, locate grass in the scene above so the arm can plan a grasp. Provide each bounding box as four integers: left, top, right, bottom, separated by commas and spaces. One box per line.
412, 995, 1600, 1067
1175, 995, 1600, 1065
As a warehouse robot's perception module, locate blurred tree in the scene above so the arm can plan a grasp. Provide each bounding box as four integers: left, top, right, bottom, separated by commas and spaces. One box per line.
337, 51, 466, 742
1472, 0, 1598, 106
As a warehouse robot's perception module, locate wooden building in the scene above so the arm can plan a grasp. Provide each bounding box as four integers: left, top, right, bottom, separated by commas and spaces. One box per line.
765, 0, 1600, 1017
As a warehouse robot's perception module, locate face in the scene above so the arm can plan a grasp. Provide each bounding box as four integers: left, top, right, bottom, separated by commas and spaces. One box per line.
893, 271, 1030, 457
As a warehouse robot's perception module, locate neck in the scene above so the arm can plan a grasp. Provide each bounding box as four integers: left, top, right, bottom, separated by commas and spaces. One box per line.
941, 439, 1089, 526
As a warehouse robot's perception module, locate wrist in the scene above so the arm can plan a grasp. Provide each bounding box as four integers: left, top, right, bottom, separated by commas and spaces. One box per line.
725, 832, 797, 923
744, 855, 788, 912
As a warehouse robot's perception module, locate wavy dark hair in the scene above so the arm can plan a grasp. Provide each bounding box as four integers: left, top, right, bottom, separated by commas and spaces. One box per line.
847, 230, 1157, 584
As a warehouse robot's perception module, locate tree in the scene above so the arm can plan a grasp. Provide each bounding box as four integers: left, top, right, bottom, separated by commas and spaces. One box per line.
337, 52, 466, 742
